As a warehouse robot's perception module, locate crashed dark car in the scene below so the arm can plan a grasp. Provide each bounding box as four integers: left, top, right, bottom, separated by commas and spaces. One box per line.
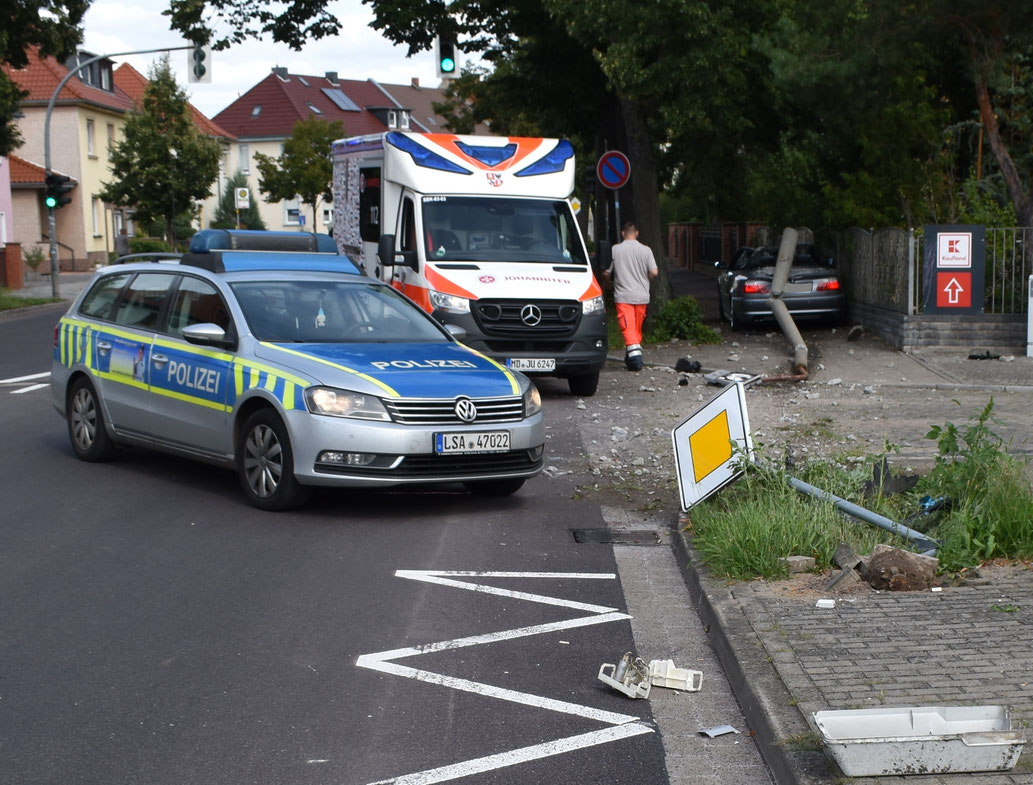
715, 244, 845, 330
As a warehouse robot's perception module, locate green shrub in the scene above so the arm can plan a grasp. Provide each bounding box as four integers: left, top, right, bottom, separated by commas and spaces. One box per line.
917, 398, 1033, 571
129, 237, 172, 254
646, 296, 721, 344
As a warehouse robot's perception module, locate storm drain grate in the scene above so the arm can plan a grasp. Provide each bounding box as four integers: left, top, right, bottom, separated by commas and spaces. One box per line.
571, 528, 663, 546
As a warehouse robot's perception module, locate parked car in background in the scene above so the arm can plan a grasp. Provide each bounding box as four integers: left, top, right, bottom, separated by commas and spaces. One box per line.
715, 243, 844, 330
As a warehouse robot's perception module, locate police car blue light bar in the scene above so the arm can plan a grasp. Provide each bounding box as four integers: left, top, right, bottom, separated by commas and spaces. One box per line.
190, 229, 338, 254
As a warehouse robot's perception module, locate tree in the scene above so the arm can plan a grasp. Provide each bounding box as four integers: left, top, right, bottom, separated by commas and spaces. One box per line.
254, 115, 342, 229
1, 0, 90, 156
211, 171, 267, 230
99, 57, 221, 247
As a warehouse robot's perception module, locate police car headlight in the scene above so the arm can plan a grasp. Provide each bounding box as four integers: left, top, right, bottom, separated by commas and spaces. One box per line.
582, 296, 604, 314
305, 387, 391, 421
429, 291, 471, 314
523, 384, 542, 417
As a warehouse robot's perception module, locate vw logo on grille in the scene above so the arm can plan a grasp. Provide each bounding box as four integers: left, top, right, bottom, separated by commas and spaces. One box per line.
520, 303, 542, 326
455, 397, 478, 423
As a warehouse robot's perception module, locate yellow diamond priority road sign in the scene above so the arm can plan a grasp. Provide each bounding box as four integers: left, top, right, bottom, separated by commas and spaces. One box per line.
671, 381, 754, 510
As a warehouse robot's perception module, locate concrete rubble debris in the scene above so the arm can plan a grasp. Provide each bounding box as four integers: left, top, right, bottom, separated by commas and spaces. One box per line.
825, 565, 863, 591
779, 555, 816, 574
865, 544, 938, 591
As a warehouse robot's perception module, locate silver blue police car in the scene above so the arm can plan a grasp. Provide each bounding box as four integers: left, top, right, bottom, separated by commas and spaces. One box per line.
51, 230, 545, 510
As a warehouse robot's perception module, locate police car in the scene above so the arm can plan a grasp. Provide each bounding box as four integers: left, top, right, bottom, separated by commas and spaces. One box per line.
50, 230, 545, 510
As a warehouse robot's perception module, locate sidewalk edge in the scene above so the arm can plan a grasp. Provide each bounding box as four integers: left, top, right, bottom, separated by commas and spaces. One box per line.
670, 526, 829, 785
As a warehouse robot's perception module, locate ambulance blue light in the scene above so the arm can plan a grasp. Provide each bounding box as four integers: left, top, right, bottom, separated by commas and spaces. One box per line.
454, 141, 516, 167
514, 140, 574, 177
386, 132, 471, 175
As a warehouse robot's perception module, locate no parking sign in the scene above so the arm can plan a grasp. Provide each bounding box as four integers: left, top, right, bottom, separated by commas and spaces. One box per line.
596, 150, 631, 190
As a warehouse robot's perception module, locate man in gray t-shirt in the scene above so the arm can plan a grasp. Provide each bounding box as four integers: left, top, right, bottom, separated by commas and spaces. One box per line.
603, 222, 658, 370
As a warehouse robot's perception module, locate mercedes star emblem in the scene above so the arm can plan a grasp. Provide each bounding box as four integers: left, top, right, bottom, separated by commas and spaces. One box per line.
520, 303, 542, 326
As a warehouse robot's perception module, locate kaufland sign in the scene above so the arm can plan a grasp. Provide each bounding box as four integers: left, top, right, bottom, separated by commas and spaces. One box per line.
923, 225, 985, 315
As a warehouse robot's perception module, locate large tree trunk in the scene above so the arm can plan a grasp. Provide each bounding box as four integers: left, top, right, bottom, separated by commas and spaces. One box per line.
619, 97, 672, 309
974, 73, 1033, 227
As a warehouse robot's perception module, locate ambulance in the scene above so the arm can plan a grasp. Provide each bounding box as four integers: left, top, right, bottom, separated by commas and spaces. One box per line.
331, 132, 607, 396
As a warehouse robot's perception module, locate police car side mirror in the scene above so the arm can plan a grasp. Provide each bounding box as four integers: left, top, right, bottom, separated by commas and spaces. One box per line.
183, 323, 233, 348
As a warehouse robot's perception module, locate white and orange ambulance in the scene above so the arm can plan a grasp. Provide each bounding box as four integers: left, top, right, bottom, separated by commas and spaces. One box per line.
331, 132, 607, 396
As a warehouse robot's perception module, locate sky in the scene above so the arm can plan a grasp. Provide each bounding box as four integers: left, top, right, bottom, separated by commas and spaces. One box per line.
81, 0, 447, 118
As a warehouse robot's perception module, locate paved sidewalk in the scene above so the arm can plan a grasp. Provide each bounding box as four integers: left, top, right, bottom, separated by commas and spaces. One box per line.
652, 268, 1033, 784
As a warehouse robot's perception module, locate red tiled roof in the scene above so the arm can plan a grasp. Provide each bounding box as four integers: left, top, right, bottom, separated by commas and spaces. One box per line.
8, 154, 74, 186
113, 63, 236, 141
4, 47, 134, 113
212, 70, 388, 139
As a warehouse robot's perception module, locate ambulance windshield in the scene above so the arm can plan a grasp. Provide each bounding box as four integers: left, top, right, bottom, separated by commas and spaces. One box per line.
421, 197, 588, 265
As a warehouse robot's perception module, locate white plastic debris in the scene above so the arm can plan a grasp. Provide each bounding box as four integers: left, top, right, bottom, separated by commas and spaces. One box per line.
699, 725, 740, 738
816, 599, 836, 609
648, 659, 703, 692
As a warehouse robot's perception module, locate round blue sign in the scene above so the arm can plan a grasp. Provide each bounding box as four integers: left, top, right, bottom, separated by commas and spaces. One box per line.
596, 150, 631, 190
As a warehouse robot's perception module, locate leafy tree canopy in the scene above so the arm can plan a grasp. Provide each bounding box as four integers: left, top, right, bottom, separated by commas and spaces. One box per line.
1, 0, 89, 156
211, 170, 267, 230
99, 56, 221, 245
254, 114, 343, 228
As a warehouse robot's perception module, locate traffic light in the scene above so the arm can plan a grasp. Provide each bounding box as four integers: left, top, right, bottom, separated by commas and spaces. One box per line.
189, 43, 211, 83
436, 37, 458, 79
45, 173, 74, 210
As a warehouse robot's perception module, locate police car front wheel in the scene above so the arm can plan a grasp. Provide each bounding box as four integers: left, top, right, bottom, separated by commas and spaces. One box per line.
238, 409, 311, 511
67, 377, 117, 462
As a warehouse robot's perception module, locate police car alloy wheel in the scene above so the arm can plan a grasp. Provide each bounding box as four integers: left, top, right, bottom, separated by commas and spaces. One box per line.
67, 377, 117, 461
238, 409, 311, 511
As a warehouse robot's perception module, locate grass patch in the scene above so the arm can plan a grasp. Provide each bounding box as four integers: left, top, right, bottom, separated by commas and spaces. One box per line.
0, 290, 59, 311
684, 399, 1033, 580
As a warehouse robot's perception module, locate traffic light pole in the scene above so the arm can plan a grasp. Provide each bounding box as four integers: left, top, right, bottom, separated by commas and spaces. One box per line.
44, 45, 194, 298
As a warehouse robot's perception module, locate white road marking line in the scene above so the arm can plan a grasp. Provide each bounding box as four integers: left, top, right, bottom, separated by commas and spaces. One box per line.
366, 723, 654, 785
12, 383, 48, 394
357, 571, 652, 784
395, 570, 619, 613
0, 372, 50, 383
358, 612, 632, 664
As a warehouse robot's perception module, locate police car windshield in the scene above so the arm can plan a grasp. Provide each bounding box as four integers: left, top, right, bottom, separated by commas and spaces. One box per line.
422, 196, 588, 265
231, 280, 449, 343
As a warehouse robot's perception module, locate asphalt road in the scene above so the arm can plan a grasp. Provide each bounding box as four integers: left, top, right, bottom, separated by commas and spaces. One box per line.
0, 306, 671, 785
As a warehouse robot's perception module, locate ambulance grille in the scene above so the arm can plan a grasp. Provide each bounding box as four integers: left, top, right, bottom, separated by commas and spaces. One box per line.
383, 395, 524, 425
474, 299, 581, 337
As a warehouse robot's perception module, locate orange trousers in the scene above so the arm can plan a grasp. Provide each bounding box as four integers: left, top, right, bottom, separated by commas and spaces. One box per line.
616, 302, 648, 348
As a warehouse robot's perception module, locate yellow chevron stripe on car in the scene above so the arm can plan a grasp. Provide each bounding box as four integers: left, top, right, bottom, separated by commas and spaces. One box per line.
460, 345, 520, 395
262, 342, 400, 398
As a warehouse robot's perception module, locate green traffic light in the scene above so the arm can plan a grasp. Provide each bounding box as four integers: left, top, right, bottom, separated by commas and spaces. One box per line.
45, 195, 58, 208
440, 57, 455, 73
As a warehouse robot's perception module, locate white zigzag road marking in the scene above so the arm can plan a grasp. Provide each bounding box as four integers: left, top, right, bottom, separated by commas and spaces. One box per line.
356, 570, 652, 784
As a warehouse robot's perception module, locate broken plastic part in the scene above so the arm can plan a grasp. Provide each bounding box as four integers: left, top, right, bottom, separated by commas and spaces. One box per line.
648, 659, 703, 692
700, 724, 740, 738
598, 652, 652, 699
816, 599, 836, 609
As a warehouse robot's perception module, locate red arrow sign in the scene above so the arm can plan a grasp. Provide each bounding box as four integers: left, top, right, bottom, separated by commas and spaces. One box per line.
936, 271, 971, 308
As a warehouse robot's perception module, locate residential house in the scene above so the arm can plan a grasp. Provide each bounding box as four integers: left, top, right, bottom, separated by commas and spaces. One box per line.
112, 63, 236, 232
4, 48, 135, 269
375, 77, 490, 135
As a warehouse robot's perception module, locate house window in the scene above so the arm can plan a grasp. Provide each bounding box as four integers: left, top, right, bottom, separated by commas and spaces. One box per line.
307, 102, 322, 114
239, 144, 249, 174
100, 64, 112, 91
284, 197, 301, 226
106, 124, 115, 160
322, 207, 332, 227
86, 119, 95, 156
92, 197, 102, 237
251, 105, 261, 116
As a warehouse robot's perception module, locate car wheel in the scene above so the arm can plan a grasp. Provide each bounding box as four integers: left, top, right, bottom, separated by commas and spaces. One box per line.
568, 371, 600, 397
238, 409, 311, 511
67, 377, 117, 461
464, 478, 526, 496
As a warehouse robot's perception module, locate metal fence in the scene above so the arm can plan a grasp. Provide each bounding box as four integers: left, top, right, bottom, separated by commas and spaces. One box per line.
830, 226, 1032, 316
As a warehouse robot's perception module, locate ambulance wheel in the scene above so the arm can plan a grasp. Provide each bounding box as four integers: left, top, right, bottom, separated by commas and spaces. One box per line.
464, 478, 526, 496
568, 371, 600, 397
67, 377, 117, 461
238, 409, 311, 511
